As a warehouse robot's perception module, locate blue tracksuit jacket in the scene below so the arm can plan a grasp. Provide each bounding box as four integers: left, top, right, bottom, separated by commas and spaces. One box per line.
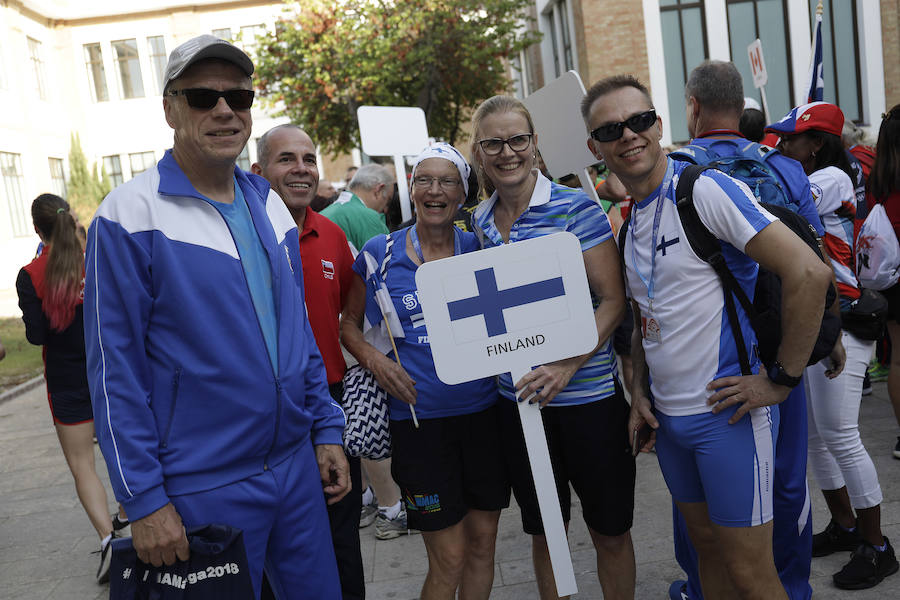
84, 150, 345, 521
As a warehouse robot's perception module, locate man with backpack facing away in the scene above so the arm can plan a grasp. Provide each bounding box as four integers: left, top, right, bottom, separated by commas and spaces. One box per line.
665, 60, 842, 600
583, 73, 833, 599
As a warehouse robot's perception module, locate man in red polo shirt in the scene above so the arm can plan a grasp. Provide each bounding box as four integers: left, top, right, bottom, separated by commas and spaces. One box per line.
252, 125, 363, 600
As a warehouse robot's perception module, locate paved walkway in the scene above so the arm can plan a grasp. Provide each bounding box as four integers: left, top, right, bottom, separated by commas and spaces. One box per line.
1, 381, 899, 599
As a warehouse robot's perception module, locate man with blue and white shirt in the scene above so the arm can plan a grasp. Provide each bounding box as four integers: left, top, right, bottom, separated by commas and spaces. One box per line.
665, 60, 842, 600
84, 35, 347, 599
583, 74, 831, 599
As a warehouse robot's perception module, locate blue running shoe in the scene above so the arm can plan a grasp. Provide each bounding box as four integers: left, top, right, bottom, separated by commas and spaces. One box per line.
668, 580, 690, 600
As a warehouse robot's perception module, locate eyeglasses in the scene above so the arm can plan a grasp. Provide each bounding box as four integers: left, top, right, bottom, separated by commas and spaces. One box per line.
589, 110, 657, 142
476, 133, 534, 156
167, 88, 255, 111
412, 176, 461, 190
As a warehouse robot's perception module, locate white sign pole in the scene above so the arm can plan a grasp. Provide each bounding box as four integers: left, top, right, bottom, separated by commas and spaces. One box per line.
759, 87, 771, 126
392, 155, 412, 222
577, 170, 600, 205
513, 366, 578, 595
416, 233, 595, 597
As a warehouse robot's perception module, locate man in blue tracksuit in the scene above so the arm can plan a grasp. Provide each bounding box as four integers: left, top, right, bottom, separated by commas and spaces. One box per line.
84, 35, 348, 599
665, 60, 844, 600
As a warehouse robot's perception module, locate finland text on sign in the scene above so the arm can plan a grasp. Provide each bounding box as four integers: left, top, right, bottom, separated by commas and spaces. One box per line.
415, 232, 598, 385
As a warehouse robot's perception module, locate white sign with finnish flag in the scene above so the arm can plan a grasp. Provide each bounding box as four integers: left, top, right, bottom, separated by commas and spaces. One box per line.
415, 232, 598, 596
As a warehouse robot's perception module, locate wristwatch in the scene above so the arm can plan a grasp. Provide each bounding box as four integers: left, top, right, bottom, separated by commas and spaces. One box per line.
767, 361, 802, 388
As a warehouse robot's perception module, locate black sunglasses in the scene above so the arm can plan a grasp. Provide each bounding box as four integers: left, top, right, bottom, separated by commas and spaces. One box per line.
167, 88, 255, 111
590, 110, 657, 142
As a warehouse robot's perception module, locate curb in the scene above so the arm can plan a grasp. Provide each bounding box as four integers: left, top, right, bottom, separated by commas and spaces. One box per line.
0, 375, 44, 406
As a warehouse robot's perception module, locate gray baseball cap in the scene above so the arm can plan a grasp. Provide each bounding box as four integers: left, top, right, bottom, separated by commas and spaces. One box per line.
163, 35, 254, 91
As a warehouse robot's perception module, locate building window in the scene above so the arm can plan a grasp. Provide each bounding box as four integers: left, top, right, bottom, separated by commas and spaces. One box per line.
239, 25, 266, 56
727, 0, 793, 123
237, 145, 251, 171
147, 36, 167, 95
84, 43, 109, 102
129, 151, 155, 178
212, 28, 233, 41
27, 37, 47, 100
545, 1, 574, 78
104, 155, 123, 188
0, 40, 8, 89
659, 0, 708, 143
49, 158, 67, 198
113, 39, 145, 99
0, 152, 29, 237
511, 52, 528, 99
812, 0, 863, 122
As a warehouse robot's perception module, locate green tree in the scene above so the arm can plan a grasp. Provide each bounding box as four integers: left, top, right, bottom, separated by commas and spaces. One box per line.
66, 133, 107, 223
254, 0, 541, 155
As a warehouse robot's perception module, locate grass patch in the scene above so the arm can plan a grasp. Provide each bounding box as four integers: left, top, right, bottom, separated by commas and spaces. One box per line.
0, 316, 44, 389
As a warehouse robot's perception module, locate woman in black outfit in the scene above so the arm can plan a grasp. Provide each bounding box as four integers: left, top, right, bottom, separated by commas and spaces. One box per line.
16, 194, 127, 584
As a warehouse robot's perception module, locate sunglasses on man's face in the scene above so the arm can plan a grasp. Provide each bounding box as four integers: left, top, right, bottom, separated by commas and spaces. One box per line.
167, 88, 255, 111
590, 109, 657, 143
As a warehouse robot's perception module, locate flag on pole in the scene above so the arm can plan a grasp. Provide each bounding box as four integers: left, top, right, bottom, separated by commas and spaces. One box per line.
806, 1, 825, 103
359, 242, 404, 355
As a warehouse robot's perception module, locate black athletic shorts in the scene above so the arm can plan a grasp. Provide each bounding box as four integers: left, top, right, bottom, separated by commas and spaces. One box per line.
613, 302, 634, 356
390, 402, 511, 532
48, 387, 93, 425
498, 381, 635, 537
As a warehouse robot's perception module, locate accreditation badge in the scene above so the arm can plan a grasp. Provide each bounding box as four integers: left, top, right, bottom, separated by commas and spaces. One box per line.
642, 315, 662, 343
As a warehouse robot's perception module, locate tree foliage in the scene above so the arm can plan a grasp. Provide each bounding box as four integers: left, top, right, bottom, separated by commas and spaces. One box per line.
254, 0, 541, 155
66, 133, 109, 223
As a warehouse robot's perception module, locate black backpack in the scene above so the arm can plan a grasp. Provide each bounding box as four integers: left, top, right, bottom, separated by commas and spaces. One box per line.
619, 165, 840, 373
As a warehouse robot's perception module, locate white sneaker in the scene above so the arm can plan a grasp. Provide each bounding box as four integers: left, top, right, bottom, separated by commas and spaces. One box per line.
112, 514, 131, 538
374, 509, 412, 540
96, 536, 112, 584
359, 501, 378, 528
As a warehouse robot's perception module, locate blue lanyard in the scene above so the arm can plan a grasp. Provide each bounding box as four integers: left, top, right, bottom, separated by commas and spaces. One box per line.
410, 224, 462, 262
630, 158, 675, 312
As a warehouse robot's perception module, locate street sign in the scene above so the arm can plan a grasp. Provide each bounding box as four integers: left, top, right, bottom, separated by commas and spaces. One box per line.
416, 232, 598, 596
748, 39, 768, 89
357, 106, 430, 222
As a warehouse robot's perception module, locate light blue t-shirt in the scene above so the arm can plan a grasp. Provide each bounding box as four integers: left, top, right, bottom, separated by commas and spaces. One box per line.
211, 179, 278, 373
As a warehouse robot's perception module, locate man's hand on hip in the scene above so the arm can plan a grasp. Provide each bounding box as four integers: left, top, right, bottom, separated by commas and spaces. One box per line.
316, 443, 350, 505
132, 502, 190, 566
707, 373, 791, 424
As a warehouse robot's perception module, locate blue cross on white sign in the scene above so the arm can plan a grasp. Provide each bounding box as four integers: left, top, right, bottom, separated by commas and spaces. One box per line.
447, 268, 566, 337
415, 232, 597, 385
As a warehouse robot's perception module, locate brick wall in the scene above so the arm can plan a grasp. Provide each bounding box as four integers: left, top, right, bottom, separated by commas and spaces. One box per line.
882, 0, 899, 109
579, 0, 652, 92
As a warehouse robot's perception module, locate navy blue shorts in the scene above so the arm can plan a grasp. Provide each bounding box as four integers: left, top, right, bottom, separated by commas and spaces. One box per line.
48, 387, 93, 425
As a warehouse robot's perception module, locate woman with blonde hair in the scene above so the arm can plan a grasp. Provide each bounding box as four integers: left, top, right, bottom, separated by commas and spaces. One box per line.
16, 194, 128, 584
470, 95, 634, 600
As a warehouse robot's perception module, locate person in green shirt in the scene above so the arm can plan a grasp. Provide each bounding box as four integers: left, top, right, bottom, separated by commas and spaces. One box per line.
321, 164, 394, 252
